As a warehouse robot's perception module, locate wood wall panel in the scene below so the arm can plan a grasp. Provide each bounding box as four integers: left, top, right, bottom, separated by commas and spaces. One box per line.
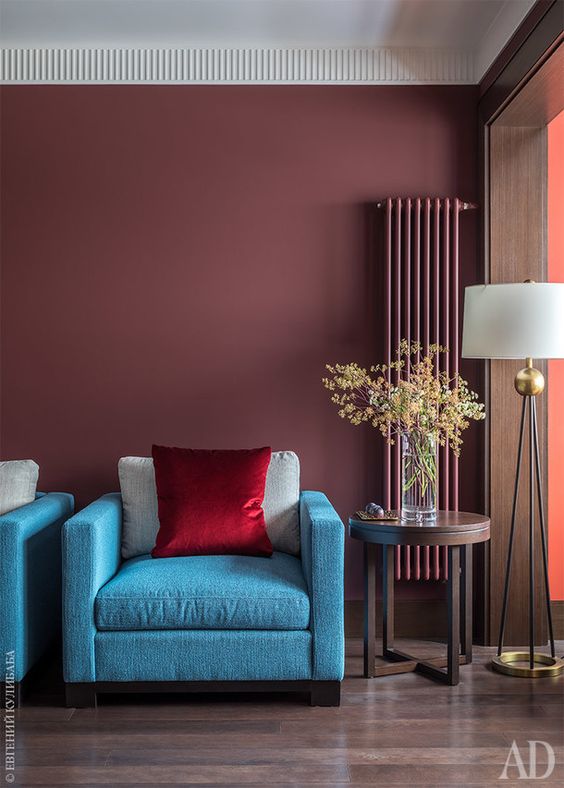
478, 0, 562, 647
488, 124, 548, 645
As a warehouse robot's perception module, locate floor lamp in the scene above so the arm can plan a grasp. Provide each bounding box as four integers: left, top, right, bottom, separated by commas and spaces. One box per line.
462, 282, 564, 678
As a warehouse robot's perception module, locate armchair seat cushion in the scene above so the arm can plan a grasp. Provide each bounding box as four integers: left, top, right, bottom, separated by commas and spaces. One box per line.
95, 552, 310, 631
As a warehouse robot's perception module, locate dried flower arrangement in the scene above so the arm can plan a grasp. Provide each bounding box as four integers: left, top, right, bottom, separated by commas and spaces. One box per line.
323, 340, 485, 518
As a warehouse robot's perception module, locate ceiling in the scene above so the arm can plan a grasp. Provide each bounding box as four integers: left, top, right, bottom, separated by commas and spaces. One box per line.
0, 0, 538, 82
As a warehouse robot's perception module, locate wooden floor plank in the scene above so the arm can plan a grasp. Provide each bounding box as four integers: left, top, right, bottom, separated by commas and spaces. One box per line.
12, 709, 75, 722
279, 712, 561, 735
15, 748, 112, 767
105, 744, 564, 767
9, 764, 352, 784
16, 720, 281, 735
68, 694, 563, 721
13, 731, 514, 751
350, 763, 564, 784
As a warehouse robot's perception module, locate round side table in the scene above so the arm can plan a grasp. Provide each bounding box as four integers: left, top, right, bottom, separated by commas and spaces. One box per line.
349, 511, 490, 686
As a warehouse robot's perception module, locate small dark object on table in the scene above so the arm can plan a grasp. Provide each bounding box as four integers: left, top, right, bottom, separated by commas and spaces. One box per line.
355, 510, 400, 522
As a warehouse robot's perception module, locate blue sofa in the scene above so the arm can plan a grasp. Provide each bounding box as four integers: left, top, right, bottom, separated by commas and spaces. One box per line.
0, 493, 75, 707
62, 490, 345, 706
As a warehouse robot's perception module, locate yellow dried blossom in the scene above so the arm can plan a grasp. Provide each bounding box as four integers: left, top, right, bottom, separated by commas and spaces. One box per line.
322, 340, 485, 457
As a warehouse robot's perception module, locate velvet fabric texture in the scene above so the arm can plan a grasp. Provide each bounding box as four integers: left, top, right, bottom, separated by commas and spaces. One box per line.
151, 445, 273, 558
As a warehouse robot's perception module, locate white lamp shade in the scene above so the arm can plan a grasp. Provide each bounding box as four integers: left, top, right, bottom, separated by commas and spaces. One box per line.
462, 283, 564, 360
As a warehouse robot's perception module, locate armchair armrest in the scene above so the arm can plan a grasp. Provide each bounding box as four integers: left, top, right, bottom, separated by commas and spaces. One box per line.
0, 493, 74, 681
300, 491, 345, 680
62, 493, 122, 683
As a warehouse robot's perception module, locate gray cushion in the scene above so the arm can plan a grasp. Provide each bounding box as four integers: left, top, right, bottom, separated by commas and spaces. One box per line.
262, 450, 300, 555
0, 460, 39, 516
118, 457, 159, 560
118, 450, 301, 559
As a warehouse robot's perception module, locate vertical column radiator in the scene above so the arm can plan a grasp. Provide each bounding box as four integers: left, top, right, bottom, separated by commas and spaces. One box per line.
377, 197, 476, 581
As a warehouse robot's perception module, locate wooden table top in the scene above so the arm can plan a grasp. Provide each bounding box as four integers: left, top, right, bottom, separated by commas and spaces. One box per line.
349, 511, 491, 546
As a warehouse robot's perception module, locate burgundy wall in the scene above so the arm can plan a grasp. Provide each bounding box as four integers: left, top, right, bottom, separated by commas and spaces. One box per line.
0, 86, 480, 598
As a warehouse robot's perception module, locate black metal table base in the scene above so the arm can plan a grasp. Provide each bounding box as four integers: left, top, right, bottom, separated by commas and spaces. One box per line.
364, 543, 473, 685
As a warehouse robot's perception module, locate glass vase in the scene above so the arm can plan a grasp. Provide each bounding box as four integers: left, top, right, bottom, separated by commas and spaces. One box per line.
401, 432, 438, 523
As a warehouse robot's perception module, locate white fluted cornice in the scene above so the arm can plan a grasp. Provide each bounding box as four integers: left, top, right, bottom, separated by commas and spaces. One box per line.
0, 47, 475, 84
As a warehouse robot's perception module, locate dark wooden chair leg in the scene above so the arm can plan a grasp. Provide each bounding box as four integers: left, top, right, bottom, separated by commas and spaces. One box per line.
310, 681, 341, 707
65, 682, 97, 708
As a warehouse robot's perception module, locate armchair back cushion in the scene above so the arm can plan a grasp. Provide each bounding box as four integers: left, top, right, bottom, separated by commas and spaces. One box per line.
0, 460, 39, 516
119, 450, 300, 558
118, 457, 158, 559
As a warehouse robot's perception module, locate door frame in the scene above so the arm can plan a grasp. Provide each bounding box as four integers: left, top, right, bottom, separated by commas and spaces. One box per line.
476, 0, 563, 645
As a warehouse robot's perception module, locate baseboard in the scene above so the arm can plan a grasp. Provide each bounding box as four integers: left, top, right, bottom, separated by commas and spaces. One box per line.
345, 599, 564, 640
345, 599, 447, 639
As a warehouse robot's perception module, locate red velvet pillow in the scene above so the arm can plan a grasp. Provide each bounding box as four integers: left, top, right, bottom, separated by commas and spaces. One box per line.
151, 445, 273, 558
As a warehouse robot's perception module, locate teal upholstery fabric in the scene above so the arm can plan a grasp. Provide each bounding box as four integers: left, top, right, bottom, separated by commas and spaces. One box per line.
300, 491, 345, 680
95, 630, 312, 681
0, 493, 74, 681
95, 552, 310, 631
62, 494, 122, 682
63, 491, 345, 684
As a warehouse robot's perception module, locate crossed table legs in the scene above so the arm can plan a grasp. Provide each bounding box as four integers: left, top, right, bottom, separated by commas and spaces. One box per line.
363, 543, 473, 685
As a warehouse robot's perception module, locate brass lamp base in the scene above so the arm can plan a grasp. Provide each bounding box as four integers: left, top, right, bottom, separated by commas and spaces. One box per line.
495, 356, 560, 680
492, 652, 564, 678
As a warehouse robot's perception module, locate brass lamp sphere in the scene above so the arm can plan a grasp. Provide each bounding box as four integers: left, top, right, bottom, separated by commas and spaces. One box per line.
514, 366, 545, 397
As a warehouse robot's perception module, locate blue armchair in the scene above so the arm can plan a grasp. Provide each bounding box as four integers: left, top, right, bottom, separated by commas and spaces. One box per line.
62, 491, 344, 706
0, 493, 75, 707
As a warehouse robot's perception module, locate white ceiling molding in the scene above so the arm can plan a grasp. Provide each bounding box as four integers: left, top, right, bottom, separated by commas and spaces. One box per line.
0, 47, 475, 84
474, 0, 536, 80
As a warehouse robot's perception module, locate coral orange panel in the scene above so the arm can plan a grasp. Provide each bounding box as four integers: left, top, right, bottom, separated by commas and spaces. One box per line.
548, 111, 564, 600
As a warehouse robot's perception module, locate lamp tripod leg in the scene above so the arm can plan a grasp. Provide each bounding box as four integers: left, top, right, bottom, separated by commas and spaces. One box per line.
497, 396, 528, 657
529, 396, 535, 670
532, 397, 556, 659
